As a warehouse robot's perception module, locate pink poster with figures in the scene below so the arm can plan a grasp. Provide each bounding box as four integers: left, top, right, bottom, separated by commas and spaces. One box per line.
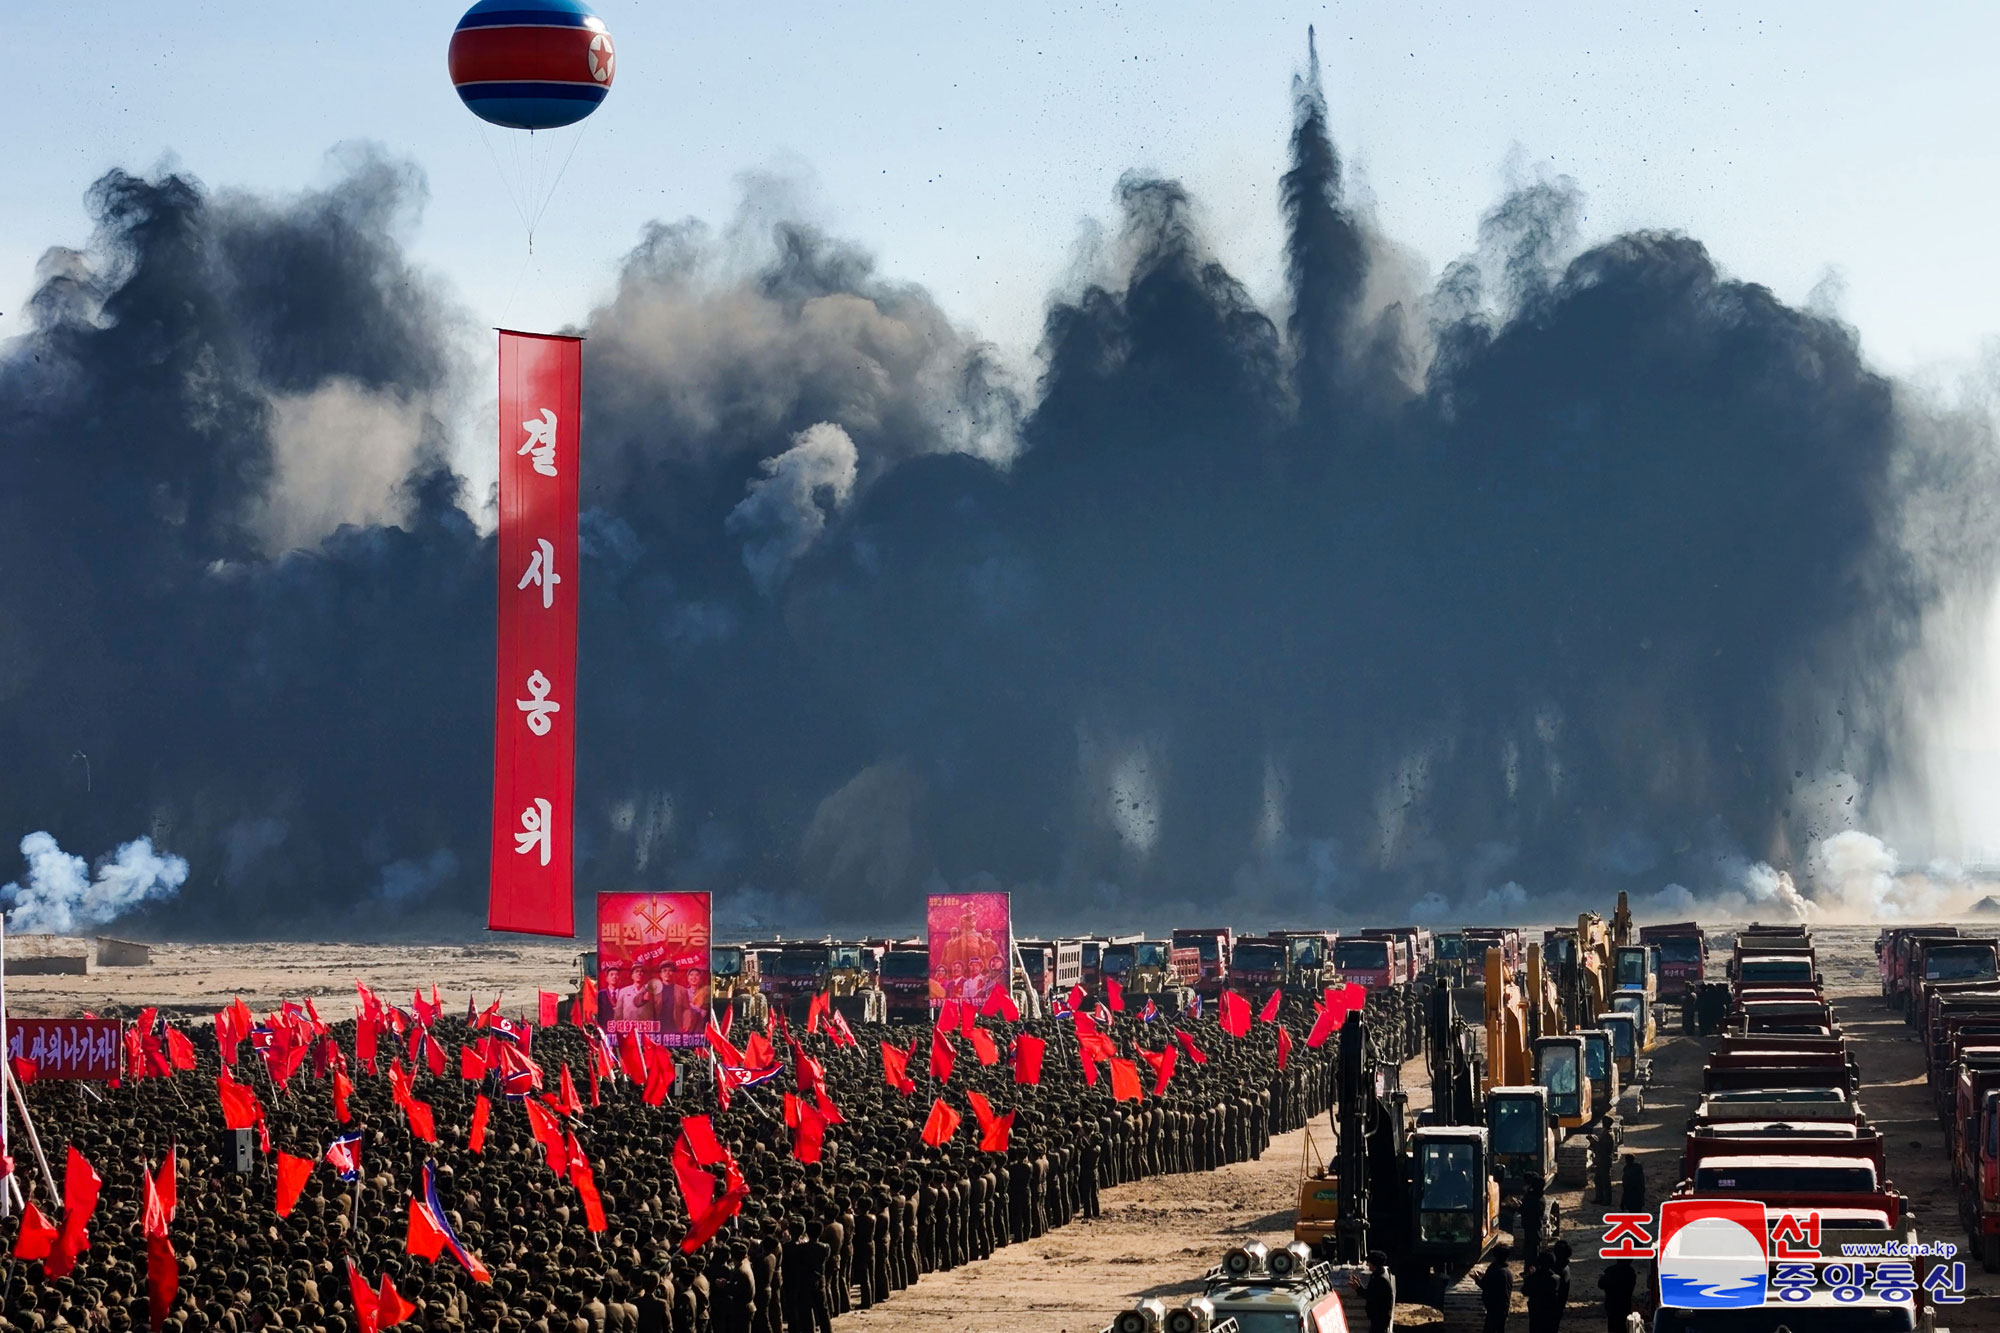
926, 892, 1012, 1010
595, 892, 711, 1045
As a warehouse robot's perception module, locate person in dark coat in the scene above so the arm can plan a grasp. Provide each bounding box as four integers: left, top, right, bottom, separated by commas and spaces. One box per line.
1478, 1246, 1513, 1333
1598, 1257, 1637, 1333
1362, 1250, 1396, 1333
1523, 1252, 1562, 1333
1619, 1154, 1646, 1213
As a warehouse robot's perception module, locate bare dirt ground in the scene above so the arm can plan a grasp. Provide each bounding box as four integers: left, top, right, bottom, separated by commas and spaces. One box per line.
8, 926, 1993, 1329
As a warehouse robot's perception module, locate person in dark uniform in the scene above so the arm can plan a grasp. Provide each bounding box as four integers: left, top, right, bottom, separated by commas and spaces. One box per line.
1478, 1246, 1513, 1333
1524, 1252, 1562, 1333
1362, 1250, 1396, 1333
1619, 1155, 1646, 1213
1598, 1258, 1636, 1333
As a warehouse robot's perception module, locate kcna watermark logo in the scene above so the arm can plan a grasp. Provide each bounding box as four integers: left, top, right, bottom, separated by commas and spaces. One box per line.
1598, 1200, 1967, 1309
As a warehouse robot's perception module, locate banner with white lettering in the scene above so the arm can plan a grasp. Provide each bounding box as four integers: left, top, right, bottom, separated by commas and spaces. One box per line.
491, 330, 582, 935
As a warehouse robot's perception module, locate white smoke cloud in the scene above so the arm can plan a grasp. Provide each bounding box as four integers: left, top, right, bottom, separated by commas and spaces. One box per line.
727, 422, 858, 593
255, 379, 433, 554
3, 831, 189, 935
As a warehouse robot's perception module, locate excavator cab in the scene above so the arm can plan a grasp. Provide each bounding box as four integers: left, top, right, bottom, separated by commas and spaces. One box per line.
1291, 1127, 1342, 1260
1409, 1127, 1500, 1278
1602, 1011, 1644, 1094
1533, 1036, 1591, 1129
1615, 945, 1659, 1003
1579, 1029, 1620, 1124
1610, 986, 1657, 1052
1486, 1087, 1554, 1196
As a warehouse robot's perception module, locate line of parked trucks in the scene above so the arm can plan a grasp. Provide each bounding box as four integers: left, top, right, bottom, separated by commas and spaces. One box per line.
602, 924, 1473, 1032
1648, 921, 1933, 1331
1876, 922, 2000, 1276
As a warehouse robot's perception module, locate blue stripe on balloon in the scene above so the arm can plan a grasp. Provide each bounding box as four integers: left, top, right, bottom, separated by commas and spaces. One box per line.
457, 81, 607, 100
455, 10, 597, 28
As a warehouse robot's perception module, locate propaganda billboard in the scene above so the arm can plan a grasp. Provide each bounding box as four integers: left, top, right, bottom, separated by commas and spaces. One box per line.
596, 892, 711, 1046
8, 1018, 122, 1081
926, 892, 1012, 1010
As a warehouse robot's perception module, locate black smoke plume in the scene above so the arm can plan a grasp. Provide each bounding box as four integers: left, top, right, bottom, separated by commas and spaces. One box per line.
0, 49, 1975, 936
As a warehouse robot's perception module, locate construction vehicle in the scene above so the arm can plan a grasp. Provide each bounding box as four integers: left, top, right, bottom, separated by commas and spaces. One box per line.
1431, 932, 1466, 987
1637, 921, 1706, 1010
1279, 930, 1339, 990
1361, 926, 1433, 977
1171, 927, 1235, 1000
1608, 986, 1658, 1054
1482, 946, 1530, 1089
877, 944, 931, 1023
1600, 1012, 1646, 1112
1533, 1034, 1595, 1186
1194, 1243, 1351, 1333
1578, 1028, 1621, 1133
1103, 939, 1200, 1012
1613, 943, 1659, 1005
1017, 939, 1082, 1008
709, 945, 768, 1027
1333, 933, 1411, 990
1079, 935, 1137, 994
1484, 1084, 1556, 1201
1229, 935, 1293, 1005
754, 941, 887, 1025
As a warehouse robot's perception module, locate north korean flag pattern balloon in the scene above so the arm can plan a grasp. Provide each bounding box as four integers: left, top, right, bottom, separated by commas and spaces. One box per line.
449, 0, 615, 131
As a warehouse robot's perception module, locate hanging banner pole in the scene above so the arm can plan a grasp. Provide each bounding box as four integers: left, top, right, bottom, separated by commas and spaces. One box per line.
490, 330, 583, 937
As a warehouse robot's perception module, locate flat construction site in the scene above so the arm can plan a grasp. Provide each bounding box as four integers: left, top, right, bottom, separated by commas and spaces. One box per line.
9, 926, 1998, 1330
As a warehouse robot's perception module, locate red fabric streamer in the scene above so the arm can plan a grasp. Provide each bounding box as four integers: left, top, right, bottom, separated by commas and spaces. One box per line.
274, 1153, 313, 1218
1219, 990, 1251, 1038
217, 1070, 264, 1131
1108, 1058, 1143, 1103
347, 1262, 381, 1333
143, 1164, 176, 1333
333, 1070, 355, 1124
967, 1026, 999, 1066
489, 330, 582, 935
934, 999, 960, 1034
165, 1028, 197, 1072
928, 1029, 956, 1084
1258, 989, 1282, 1023
564, 1133, 609, 1232
1105, 977, 1125, 1012
1013, 1034, 1045, 1086
979, 988, 1021, 1022
880, 1041, 916, 1096
13, 1203, 56, 1260
469, 1094, 491, 1154
920, 1098, 962, 1147
45, 1147, 101, 1278
460, 1046, 488, 1081
524, 1099, 570, 1175
537, 991, 560, 1027
1277, 1024, 1294, 1071
1174, 1028, 1210, 1064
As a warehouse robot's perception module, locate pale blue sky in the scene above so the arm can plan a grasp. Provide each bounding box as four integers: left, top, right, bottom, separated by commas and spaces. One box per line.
4, 2, 1998, 377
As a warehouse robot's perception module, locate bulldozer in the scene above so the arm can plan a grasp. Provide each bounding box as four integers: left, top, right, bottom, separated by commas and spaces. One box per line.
709, 944, 768, 1028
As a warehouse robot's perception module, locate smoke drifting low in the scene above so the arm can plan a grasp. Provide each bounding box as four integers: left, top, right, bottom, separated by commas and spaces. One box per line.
1, 50, 1990, 936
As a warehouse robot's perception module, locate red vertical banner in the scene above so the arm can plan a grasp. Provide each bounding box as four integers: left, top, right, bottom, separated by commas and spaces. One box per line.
491, 331, 582, 936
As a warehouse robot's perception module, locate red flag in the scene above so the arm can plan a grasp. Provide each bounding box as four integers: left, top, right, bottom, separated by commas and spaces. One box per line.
45, 1147, 101, 1278
424, 1033, 446, 1077
1140, 1043, 1177, 1096
143, 1164, 176, 1333
460, 1045, 489, 1081
806, 992, 829, 1035
537, 991, 560, 1026
12, 1202, 56, 1260
217, 1070, 264, 1131
1105, 977, 1125, 1012
524, 1099, 570, 1175
680, 1113, 727, 1166
1277, 1024, 1294, 1070
1109, 1058, 1143, 1102
785, 1094, 827, 1165
617, 1033, 648, 1084
1013, 1034, 1045, 1085
880, 1041, 916, 1096
1219, 990, 1251, 1038
564, 1134, 609, 1232
355, 1016, 378, 1074
920, 1098, 962, 1147
407, 1198, 448, 1261
157, 1146, 178, 1223
813, 1085, 845, 1124
958, 1000, 978, 1039
1305, 992, 1345, 1048
1258, 989, 1282, 1023
1080, 1050, 1100, 1087
376, 1276, 416, 1329
333, 1069, 355, 1124
966, 1091, 1015, 1153
928, 1029, 956, 1083
469, 1094, 491, 1154
934, 999, 960, 1033
347, 1262, 382, 1333
272, 1152, 311, 1217
642, 1043, 675, 1107
165, 1027, 196, 1072
1067, 984, 1087, 1015
489, 330, 582, 935
967, 1026, 999, 1066
402, 1099, 436, 1144
1174, 1028, 1209, 1064
553, 1064, 582, 1116
979, 988, 1021, 1022
576, 977, 598, 1027
414, 989, 440, 1026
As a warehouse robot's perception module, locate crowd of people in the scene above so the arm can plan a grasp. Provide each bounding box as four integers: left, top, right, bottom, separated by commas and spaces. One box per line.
3, 993, 1337, 1333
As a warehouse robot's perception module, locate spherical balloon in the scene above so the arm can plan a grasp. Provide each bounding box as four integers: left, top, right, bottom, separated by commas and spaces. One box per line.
449, 0, 615, 132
